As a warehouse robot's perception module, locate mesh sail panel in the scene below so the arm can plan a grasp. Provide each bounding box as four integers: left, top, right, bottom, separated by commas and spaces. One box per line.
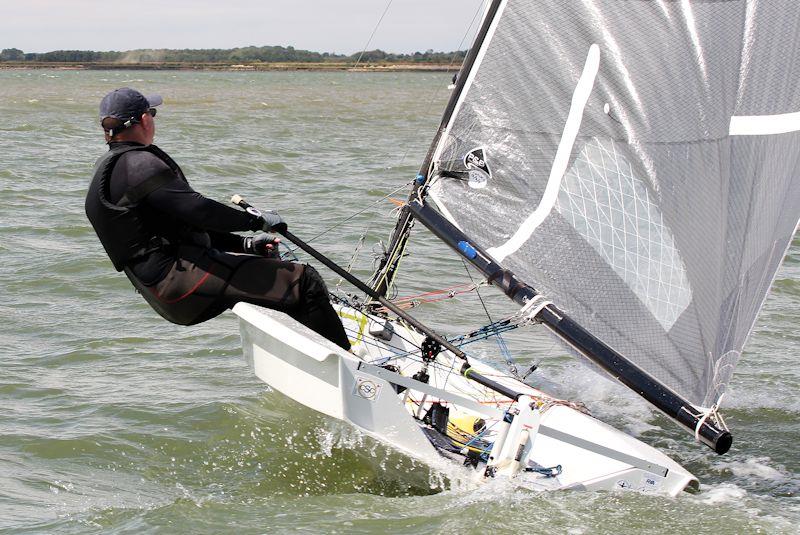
428, 0, 800, 407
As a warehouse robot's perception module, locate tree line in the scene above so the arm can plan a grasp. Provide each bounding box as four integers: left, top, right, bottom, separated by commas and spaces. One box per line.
0, 46, 466, 64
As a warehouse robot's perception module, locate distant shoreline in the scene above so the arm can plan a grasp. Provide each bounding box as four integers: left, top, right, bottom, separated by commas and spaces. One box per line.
0, 62, 456, 72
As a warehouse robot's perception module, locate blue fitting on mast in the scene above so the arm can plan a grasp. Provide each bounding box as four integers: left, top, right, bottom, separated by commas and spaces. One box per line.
415, 174, 425, 184
458, 241, 478, 259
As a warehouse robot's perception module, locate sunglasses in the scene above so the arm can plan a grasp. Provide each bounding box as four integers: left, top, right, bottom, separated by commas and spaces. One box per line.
147, 108, 157, 118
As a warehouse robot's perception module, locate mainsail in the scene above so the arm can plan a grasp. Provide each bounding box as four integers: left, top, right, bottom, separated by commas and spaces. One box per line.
377, 0, 800, 449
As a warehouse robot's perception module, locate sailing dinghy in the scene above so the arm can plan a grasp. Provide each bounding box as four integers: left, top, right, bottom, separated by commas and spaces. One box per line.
235, 0, 800, 495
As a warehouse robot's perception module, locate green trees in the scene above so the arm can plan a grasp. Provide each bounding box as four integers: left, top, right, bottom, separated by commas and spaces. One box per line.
0, 48, 25, 61
1, 46, 466, 64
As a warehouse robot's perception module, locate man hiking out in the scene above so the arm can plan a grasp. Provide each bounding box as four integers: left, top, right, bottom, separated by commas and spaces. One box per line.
85, 87, 350, 350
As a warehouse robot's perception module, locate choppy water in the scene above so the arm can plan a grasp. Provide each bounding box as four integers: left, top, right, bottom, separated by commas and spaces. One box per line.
0, 70, 798, 533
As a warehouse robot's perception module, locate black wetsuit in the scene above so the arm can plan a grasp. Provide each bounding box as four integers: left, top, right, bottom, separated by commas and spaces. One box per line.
87, 141, 350, 349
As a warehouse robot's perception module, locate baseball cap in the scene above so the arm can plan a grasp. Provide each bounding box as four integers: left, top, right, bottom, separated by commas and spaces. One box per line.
99, 87, 163, 128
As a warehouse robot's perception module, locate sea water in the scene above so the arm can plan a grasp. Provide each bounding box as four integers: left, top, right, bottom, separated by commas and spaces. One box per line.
0, 70, 797, 533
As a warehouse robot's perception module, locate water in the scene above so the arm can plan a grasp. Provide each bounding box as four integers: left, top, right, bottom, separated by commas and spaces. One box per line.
1, 69, 798, 533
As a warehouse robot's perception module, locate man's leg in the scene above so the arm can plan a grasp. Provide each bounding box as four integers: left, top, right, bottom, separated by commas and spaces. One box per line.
210, 251, 351, 350
292, 265, 351, 350
137, 246, 350, 350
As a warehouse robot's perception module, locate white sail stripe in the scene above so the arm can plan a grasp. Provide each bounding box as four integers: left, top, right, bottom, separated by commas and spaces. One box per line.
427, 187, 465, 233
729, 111, 800, 136
431, 0, 508, 167
488, 43, 601, 262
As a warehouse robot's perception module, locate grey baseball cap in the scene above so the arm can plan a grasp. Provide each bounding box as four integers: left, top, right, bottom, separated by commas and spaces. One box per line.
99, 87, 163, 125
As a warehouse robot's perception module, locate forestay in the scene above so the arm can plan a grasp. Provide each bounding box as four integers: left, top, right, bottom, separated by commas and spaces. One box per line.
427, 0, 800, 408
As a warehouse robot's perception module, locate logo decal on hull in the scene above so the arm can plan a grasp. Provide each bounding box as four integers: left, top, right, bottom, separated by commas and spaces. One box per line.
355, 377, 381, 401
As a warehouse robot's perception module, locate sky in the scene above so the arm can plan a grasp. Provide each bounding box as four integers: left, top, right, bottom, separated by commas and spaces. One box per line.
1, 0, 488, 55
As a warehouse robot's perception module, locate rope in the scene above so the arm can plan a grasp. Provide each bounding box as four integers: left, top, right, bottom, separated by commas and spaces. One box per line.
336, 232, 366, 290
517, 294, 553, 323
295, 180, 413, 248
278, 241, 300, 262
367, 0, 489, 293
371, 282, 480, 311
694, 393, 727, 442
461, 258, 517, 373
449, 320, 519, 347
368, 232, 409, 302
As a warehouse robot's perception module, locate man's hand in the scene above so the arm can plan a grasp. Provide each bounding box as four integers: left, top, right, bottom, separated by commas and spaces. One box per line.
243, 233, 281, 258
261, 210, 287, 233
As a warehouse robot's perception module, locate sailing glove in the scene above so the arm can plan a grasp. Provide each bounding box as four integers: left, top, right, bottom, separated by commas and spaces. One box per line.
243, 233, 280, 258
261, 210, 287, 233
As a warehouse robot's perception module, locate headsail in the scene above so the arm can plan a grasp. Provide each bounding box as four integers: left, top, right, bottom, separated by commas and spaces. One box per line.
423, 0, 800, 412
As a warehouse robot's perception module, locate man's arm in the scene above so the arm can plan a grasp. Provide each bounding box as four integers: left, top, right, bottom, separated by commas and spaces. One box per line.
144, 177, 262, 232
208, 231, 281, 257
116, 150, 264, 232
207, 231, 247, 252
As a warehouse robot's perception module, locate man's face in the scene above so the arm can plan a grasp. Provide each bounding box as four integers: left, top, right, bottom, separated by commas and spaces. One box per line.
140, 109, 156, 144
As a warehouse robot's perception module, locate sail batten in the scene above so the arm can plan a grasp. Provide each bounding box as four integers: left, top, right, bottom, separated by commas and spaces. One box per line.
421, 0, 800, 413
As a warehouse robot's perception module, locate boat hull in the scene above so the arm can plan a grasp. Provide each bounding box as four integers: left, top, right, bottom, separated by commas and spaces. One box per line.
234, 302, 698, 496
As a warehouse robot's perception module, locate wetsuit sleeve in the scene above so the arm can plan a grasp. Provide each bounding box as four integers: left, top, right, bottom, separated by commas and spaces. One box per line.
208, 231, 246, 252
143, 178, 261, 232
114, 150, 261, 233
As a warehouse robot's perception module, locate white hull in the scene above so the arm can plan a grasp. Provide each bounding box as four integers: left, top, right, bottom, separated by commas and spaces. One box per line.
234, 302, 698, 496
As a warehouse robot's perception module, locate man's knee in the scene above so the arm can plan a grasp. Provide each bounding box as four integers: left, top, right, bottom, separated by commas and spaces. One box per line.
299, 264, 330, 299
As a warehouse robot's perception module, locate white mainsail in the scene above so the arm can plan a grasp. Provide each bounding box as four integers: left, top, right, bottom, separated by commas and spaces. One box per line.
425, 0, 800, 410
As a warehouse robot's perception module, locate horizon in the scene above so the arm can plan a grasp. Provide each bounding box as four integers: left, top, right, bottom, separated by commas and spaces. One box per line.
2, 0, 486, 56
1, 43, 466, 57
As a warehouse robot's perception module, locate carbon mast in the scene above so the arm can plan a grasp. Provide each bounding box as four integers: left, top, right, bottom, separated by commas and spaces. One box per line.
369, 0, 503, 297
369, 0, 732, 453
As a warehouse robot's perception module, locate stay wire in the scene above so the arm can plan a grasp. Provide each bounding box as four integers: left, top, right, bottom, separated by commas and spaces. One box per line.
303, 0, 486, 260
372, 0, 487, 293
332, 293, 424, 354
292, 179, 413, 249
299, 1, 487, 291
353, 0, 394, 69
304, 0, 485, 251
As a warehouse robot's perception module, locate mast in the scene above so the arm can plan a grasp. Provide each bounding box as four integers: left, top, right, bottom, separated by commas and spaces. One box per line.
410, 200, 732, 454
370, 0, 504, 297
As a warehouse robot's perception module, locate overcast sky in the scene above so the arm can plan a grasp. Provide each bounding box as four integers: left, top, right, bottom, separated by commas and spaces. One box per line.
2, 0, 488, 55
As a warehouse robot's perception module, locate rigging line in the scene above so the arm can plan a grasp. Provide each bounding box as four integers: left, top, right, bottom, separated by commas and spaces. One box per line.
392, 282, 478, 301
371, 283, 480, 312
293, 1, 409, 255
461, 258, 517, 372
384, 0, 488, 170
360, 0, 487, 297
412, 0, 486, 183
348, 335, 418, 361
368, 228, 410, 301
357, 0, 487, 259
451, 0, 488, 72
451, 324, 520, 347
336, 232, 366, 290
332, 294, 426, 351
295, 179, 413, 247
369, 1, 488, 296
353, 0, 395, 69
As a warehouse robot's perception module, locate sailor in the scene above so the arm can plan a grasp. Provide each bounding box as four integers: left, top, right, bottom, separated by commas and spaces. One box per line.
85, 87, 350, 349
